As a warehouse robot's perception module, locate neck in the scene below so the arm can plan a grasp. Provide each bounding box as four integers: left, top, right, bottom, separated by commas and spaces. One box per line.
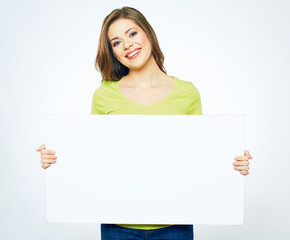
123, 54, 168, 88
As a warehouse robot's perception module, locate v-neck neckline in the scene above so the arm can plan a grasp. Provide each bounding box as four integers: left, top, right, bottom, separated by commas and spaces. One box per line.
117, 76, 177, 107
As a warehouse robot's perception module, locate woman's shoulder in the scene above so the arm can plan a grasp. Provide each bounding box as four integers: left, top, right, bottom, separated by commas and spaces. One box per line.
92, 79, 119, 97
91, 79, 120, 114
99, 79, 119, 89
174, 76, 200, 93
173, 76, 202, 114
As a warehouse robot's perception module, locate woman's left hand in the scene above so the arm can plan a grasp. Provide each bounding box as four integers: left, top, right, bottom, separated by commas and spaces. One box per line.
233, 150, 253, 176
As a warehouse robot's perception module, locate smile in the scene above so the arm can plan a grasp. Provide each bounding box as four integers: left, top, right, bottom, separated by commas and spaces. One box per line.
126, 49, 141, 59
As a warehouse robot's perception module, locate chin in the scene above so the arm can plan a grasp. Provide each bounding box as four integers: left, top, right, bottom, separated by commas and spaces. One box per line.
122, 61, 145, 71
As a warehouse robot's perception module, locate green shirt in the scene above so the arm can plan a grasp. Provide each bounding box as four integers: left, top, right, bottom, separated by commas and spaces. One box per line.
90, 76, 202, 230
91, 76, 202, 115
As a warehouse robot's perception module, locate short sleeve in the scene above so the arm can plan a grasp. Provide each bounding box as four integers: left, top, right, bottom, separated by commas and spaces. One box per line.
187, 83, 202, 115
91, 87, 105, 115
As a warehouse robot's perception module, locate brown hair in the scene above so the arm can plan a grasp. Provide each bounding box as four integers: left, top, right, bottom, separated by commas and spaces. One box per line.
95, 6, 166, 81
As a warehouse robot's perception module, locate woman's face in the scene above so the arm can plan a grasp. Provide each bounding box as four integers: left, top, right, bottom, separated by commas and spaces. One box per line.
107, 18, 152, 71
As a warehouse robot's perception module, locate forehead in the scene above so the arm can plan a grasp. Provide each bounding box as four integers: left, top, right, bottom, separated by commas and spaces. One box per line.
107, 18, 139, 38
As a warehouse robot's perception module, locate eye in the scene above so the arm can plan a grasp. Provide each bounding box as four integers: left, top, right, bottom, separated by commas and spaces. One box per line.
112, 32, 137, 47
129, 32, 137, 37
113, 41, 120, 47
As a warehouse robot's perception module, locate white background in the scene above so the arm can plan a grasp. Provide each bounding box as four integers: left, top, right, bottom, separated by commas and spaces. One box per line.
0, 0, 289, 239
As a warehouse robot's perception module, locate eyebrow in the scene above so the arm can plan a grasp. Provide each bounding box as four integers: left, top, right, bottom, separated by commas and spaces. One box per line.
110, 28, 137, 42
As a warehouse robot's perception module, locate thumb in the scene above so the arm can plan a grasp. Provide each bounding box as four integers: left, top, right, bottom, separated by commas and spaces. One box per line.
36, 144, 46, 152
244, 150, 253, 159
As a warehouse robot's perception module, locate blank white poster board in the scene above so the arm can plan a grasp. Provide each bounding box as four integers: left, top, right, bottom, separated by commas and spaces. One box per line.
44, 115, 244, 224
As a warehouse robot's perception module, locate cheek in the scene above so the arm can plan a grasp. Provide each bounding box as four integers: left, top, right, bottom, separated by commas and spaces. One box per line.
139, 35, 151, 52
138, 34, 149, 45
113, 49, 122, 58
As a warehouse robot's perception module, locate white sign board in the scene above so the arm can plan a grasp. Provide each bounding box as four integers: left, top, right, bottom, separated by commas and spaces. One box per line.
45, 115, 244, 224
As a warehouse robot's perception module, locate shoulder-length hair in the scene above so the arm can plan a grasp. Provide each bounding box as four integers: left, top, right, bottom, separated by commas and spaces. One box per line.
95, 6, 166, 81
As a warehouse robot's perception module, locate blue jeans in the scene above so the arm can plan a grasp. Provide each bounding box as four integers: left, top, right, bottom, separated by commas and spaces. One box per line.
101, 224, 194, 240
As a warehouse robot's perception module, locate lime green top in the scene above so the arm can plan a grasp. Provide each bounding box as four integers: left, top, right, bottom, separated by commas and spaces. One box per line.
90, 76, 202, 230
91, 76, 202, 115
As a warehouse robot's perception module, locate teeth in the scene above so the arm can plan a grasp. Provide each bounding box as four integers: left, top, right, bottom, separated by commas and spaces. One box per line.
127, 49, 141, 57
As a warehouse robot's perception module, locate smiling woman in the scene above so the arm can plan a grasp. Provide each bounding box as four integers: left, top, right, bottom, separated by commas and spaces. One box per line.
37, 5, 252, 240
107, 18, 153, 71
95, 7, 166, 81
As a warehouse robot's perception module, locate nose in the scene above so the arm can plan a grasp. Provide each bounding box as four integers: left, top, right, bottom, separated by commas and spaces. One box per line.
123, 39, 133, 50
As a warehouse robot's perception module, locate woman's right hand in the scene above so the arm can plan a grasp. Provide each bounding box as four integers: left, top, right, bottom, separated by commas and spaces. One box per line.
36, 144, 57, 169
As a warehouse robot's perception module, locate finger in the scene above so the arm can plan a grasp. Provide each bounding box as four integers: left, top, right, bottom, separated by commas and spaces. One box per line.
233, 161, 249, 166
240, 170, 249, 176
234, 156, 248, 161
36, 144, 46, 152
234, 166, 250, 171
41, 163, 51, 169
40, 149, 56, 155
40, 155, 57, 160
244, 150, 253, 159
41, 159, 57, 164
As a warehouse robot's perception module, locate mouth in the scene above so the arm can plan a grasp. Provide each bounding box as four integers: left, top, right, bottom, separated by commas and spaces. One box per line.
126, 48, 142, 59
